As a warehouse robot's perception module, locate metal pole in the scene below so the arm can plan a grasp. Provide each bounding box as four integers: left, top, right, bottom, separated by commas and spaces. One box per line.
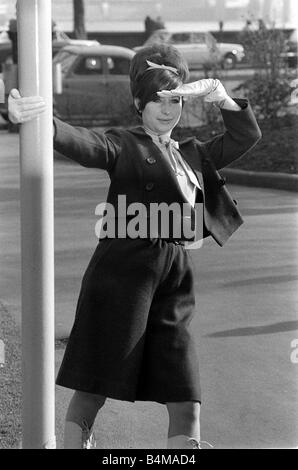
17, 0, 56, 449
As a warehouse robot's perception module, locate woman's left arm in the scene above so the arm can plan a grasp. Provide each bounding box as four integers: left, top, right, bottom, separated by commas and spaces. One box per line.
158, 79, 262, 170
202, 97, 262, 170
196, 80, 262, 169
214, 96, 242, 112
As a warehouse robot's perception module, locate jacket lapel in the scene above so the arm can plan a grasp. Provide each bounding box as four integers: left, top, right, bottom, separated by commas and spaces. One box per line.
130, 127, 203, 176
129, 127, 196, 202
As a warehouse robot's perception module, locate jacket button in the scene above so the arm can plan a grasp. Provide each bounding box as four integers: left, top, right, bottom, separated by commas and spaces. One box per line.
146, 157, 156, 164
145, 182, 154, 191
218, 177, 226, 187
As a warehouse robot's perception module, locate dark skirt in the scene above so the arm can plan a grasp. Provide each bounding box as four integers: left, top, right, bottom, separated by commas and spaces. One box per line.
56, 238, 201, 404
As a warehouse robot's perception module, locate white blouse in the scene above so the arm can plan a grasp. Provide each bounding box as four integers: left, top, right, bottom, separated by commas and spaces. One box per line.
144, 127, 201, 207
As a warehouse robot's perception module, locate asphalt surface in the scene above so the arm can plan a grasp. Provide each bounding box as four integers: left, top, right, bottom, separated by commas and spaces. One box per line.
0, 129, 297, 449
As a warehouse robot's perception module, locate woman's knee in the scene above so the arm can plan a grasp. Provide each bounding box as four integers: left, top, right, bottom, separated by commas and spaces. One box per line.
166, 401, 201, 422
66, 390, 107, 426
66, 391, 106, 429
73, 390, 107, 409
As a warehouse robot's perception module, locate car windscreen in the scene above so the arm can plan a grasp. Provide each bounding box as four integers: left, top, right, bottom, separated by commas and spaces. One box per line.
106, 56, 131, 75
72, 56, 103, 75
53, 50, 78, 75
171, 33, 191, 44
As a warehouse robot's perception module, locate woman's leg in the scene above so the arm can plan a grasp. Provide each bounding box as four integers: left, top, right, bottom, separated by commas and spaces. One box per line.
64, 390, 106, 449
166, 401, 201, 449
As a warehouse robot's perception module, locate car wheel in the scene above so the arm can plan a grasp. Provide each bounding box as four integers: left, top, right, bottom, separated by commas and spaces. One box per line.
222, 53, 236, 69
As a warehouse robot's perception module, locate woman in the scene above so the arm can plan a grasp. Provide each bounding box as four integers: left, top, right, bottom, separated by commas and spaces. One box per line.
9, 43, 261, 449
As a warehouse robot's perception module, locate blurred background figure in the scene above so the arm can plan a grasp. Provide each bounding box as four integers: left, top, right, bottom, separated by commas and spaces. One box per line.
7, 16, 17, 64
144, 14, 165, 39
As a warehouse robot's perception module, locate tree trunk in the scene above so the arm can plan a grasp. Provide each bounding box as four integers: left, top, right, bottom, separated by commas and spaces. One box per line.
73, 0, 87, 39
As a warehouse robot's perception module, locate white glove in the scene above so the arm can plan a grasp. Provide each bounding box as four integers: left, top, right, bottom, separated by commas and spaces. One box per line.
204, 80, 229, 104
8, 88, 46, 124
157, 78, 229, 104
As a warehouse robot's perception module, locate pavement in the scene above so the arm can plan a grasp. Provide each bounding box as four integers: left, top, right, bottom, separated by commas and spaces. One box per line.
0, 129, 297, 449
221, 168, 298, 192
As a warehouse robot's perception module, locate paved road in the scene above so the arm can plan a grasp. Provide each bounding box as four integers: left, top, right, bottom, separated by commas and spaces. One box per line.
0, 130, 297, 449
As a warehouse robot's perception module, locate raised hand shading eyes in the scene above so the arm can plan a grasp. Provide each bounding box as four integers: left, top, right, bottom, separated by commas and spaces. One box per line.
157, 79, 229, 105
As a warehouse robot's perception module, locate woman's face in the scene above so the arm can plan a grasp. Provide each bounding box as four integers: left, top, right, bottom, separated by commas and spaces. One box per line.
138, 95, 182, 135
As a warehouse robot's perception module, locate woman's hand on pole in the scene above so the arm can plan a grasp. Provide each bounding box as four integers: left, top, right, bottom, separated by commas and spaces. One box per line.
8, 88, 47, 124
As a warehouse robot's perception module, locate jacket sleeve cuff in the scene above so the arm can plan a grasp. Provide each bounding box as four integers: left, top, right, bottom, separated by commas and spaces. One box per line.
230, 97, 248, 110
220, 98, 262, 142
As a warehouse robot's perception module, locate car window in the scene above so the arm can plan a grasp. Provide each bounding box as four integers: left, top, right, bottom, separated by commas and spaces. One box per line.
72, 56, 103, 75
0, 31, 9, 42
158, 32, 170, 42
205, 32, 218, 51
171, 33, 191, 44
289, 29, 297, 42
192, 33, 205, 44
106, 56, 131, 75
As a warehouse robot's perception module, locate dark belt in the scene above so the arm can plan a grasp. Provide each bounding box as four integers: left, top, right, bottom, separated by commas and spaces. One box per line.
98, 236, 186, 246
171, 239, 186, 246
152, 238, 186, 246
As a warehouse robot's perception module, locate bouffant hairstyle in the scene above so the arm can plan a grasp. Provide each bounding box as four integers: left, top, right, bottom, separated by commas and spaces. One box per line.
129, 44, 189, 112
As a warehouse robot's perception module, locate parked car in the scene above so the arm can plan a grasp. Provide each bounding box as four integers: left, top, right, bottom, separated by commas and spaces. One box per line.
0, 28, 98, 70
52, 44, 135, 126
0, 41, 109, 121
135, 29, 245, 70
281, 29, 298, 68
0, 30, 11, 67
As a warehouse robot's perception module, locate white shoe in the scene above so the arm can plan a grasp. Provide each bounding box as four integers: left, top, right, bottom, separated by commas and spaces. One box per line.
188, 438, 214, 449
167, 434, 213, 449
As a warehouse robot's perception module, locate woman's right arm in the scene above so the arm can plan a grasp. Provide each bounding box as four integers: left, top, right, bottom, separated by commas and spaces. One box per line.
8, 89, 120, 171
53, 117, 121, 171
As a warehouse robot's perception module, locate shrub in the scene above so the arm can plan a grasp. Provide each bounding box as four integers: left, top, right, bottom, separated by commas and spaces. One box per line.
234, 22, 294, 125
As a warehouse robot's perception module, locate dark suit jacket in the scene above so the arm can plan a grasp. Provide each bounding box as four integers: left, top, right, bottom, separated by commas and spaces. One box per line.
53, 98, 262, 246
